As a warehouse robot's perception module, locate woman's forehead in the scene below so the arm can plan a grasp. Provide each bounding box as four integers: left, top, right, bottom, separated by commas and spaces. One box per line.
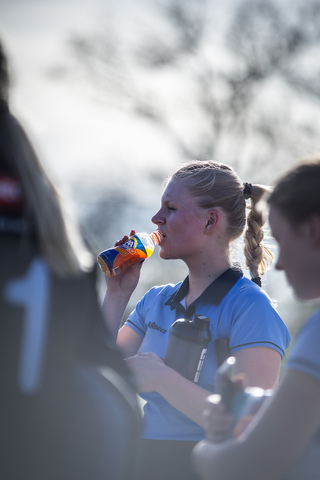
161, 179, 206, 218
162, 178, 188, 197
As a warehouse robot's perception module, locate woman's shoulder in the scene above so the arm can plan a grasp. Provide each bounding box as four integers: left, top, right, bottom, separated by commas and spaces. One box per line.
291, 308, 320, 345
224, 274, 286, 327
286, 307, 320, 380
230, 274, 275, 304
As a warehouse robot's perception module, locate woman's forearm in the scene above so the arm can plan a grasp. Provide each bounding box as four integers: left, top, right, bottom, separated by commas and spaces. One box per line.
126, 352, 211, 426
100, 289, 131, 341
192, 370, 320, 480
100, 260, 143, 341
157, 347, 281, 427
156, 365, 212, 427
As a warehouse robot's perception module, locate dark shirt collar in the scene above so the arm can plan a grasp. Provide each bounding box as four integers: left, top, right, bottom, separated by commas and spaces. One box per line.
165, 267, 243, 318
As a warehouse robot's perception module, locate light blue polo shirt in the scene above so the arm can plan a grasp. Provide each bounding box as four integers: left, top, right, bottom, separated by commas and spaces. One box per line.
125, 268, 291, 441
282, 309, 320, 480
286, 308, 320, 381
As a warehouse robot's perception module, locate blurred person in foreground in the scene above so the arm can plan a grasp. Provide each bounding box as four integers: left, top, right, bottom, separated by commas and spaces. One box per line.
0, 39, 141, 480
193, 155, 320, 480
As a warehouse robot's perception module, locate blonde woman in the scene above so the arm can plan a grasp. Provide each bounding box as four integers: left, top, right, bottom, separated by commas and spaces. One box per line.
102, 160, 290, 480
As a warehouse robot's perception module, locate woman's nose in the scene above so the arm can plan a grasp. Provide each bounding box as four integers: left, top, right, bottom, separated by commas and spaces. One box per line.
152, 209, 164, 225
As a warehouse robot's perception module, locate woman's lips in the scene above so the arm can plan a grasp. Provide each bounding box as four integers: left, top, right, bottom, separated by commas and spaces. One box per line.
157, 230, 165, 243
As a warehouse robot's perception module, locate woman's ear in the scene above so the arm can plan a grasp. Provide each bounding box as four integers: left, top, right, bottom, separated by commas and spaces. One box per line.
205, 210, 220, 232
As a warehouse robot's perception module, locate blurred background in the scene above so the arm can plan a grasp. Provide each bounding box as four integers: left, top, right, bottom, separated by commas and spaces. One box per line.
2, 0, 320, 356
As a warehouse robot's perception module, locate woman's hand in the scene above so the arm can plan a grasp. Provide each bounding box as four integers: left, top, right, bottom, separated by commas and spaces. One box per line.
125, 352, 167, 393
105, 230, 143, 296
203, 394, 234, 443
101, 230, 143, 340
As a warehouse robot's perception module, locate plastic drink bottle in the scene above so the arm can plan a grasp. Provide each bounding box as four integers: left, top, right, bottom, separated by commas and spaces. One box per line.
164, 315, 212, 383
97, 230, 162, 277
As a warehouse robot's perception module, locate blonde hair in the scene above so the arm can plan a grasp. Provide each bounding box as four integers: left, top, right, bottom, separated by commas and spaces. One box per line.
244, 184, 273, 279
171, 160, 272, 279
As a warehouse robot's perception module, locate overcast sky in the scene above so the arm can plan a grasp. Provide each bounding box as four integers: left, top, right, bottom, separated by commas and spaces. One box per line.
0, 0, 313, 190
1, 0, 301, 313
0, 0, 184, 189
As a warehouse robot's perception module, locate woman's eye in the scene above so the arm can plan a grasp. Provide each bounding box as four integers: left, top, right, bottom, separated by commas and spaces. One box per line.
167, 206, 176, 211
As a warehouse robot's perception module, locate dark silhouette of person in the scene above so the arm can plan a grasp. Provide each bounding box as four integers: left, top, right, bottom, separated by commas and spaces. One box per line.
0, 38, 141, 480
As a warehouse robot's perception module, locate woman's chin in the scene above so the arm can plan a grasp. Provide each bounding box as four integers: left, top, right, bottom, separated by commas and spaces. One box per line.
159, 249, 171, 260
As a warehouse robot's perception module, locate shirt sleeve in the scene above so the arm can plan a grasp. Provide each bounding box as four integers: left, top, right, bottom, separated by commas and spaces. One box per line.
125, 300, 148, 338
226, 285, 291, 358
124, 286, 161, 338
286, 310, 320, 382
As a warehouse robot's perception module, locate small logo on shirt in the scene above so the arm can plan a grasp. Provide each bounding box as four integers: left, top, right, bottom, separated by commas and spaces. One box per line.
147, 321, 167, 334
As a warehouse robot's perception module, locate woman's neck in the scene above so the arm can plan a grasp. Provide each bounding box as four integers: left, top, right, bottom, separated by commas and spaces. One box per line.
185, 260, 231, 308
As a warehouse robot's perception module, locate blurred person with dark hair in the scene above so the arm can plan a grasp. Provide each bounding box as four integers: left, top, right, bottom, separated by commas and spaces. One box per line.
0, 38, 141, 480
193, 155, 320, 480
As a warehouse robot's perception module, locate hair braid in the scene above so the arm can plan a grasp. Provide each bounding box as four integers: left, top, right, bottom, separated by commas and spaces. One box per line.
244, 185, 273, 279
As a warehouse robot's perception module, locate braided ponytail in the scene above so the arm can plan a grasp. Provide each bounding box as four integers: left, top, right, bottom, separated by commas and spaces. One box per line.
244, 184, 273, 282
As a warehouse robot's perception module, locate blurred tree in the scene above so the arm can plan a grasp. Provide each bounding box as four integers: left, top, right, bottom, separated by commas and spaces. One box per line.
53, 0, 320, 180
74, 186, 131, 253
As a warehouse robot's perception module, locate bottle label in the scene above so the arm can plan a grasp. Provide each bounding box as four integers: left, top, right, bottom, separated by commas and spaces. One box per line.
98, 235, 150, 276
193, 348, 207, 383
118, 235, 150, 257
116, 236, 139, 257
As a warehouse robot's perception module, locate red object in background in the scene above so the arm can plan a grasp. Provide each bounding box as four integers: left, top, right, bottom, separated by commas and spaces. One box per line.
0, 174, 23, 212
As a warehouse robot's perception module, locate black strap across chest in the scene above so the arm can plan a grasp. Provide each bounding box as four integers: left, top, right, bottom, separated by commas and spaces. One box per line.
165, 267, 243, 319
